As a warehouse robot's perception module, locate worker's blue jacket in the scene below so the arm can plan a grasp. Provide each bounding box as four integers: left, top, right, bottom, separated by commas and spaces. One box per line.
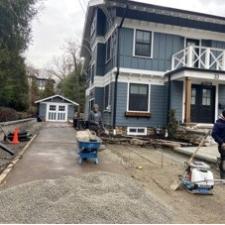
212, 117, 225, 145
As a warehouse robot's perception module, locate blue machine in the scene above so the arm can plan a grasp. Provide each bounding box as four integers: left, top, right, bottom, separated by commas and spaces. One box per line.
77, 141, 101, 164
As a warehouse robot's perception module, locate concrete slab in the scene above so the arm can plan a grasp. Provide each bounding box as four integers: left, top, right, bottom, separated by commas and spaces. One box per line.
174, 145, 220, 163
2, 123, 126, 188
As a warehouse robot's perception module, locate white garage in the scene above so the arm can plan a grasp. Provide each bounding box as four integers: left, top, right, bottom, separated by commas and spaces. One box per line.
35, 95, 79, 122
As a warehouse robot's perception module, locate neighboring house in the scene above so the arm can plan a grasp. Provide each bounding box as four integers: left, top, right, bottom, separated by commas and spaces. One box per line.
35, 95, 79, 122
27, 66, 56, 91
81, 0, 225, 136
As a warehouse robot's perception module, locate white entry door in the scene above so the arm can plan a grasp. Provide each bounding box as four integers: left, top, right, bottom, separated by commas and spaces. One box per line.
47, 104, 68, 122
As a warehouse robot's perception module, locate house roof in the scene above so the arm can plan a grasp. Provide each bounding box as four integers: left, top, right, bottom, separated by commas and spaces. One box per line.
35, 95, 79, 105
81, 0, 225, 58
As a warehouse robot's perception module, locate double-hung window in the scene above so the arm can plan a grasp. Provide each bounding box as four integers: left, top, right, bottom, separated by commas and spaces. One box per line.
104, 84, 111, 110
91, 64, 95, 84
128, 83, 149, 112
134, 30, 152, 57
106, 36, 112, 62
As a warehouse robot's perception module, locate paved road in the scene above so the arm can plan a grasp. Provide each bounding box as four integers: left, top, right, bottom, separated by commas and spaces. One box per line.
2, 123, 125, 188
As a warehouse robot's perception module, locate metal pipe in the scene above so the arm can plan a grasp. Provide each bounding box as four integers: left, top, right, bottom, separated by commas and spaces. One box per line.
167, 74, 172, 124
112, 3, 129, 135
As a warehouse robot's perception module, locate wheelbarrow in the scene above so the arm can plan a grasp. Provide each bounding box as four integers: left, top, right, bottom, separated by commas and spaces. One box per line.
77, 140, 101, 164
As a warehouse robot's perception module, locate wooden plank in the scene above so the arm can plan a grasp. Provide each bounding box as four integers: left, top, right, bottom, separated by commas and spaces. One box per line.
125, 111, 151, 118
184, 77, 192, 124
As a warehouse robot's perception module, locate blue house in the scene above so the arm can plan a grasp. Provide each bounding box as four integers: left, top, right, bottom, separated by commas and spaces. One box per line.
81, 0, 225, 136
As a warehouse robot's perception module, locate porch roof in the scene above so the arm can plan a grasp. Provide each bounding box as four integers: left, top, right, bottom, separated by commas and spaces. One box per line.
165, 67, 225, 82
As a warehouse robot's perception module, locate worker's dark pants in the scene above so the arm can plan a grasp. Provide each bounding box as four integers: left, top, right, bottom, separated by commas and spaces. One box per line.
89, 124, 104, 136
218, 146, 225, 179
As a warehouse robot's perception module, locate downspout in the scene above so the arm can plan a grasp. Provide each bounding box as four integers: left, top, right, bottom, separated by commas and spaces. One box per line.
167, 73, 172, 124
112, 3, 129, 135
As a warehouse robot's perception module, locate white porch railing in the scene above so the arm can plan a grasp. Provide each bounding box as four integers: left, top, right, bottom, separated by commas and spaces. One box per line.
172, 46, 225, 71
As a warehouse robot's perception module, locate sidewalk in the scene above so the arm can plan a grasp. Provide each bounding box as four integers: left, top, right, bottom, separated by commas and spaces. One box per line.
174, 144, 219, 164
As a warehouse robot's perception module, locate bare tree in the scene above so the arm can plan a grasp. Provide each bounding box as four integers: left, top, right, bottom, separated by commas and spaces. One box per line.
46, 40, 84, 81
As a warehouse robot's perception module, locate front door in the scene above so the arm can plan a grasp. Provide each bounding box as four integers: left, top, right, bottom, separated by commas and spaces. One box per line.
191, 85, 215, 123
47, 104, 67, 122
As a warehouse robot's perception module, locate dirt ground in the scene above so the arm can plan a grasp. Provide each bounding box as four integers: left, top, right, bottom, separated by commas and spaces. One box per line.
0, 123, 42, 174
1, 122, 225, 223
103, 144, 225, 224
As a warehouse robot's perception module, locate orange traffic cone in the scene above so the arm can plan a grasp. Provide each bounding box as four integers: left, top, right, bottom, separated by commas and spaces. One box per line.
12, 128, 20, 145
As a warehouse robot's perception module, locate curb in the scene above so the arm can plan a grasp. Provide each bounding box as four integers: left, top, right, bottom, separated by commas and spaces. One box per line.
0, 134, 37, 185
172, 147, 218, 164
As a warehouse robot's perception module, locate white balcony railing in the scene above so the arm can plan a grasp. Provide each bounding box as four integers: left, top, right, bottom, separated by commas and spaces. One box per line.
172, 46, 225, 71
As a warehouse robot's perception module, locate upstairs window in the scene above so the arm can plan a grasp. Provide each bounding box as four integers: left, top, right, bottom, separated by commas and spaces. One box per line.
91, 64, 95, 84
134, 30, 152, 57
128, 83, 149, 112
106, 36, 112, 62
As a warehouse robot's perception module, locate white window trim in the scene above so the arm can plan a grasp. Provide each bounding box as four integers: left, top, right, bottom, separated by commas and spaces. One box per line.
104, 83, 112, 112
90, 63, 95, 85
105, 36, 113, 64
126, 82, 151, 113
127, 127, 148, 136
89, 98, 95, 110
133, 28, 154, 59
46, 103, 68, 122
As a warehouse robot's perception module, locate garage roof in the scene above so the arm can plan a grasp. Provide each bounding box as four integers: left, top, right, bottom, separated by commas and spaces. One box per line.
35, 95, 79, 106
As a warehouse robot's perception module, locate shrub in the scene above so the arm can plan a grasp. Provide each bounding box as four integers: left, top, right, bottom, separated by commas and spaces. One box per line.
0, 107, 19, 122
167, 109, 179, 139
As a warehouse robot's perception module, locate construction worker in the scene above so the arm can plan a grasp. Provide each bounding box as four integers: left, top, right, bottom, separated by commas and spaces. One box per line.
212, 110, 225, 179
88, 104, 104, 136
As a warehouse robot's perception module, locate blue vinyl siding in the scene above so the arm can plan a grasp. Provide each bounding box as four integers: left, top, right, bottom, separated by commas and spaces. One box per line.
211, 40, 225, 49
96, 43, 106, 75
97, 9, 107, 36
115, 82, 167, 128
219, 84, 225, 116
39, 103, 47, 121
68, 105, 75, 120
95, 87, 104, 112
170, 81, 183, 122
119, 28, 184, 72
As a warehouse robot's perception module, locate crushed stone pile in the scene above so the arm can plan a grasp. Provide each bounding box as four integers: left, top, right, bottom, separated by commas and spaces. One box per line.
0, 172, 172, 224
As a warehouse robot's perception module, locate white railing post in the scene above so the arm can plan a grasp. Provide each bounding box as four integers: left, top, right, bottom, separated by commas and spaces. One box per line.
172, 56, 175, 70
187, 46, 193, 67
222, 50, 225, 71
205, 48, 210, 69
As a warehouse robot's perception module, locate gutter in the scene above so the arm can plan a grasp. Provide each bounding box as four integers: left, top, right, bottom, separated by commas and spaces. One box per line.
112, 3, 129, 135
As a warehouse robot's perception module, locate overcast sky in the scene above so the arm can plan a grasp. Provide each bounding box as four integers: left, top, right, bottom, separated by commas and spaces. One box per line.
25, 0, 225, 69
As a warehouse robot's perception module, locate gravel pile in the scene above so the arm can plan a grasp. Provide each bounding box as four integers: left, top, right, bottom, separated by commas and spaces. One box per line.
0, 172, 172, 223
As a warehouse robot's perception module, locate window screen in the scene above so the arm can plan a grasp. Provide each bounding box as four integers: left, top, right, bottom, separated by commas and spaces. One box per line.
91, 64, 95, 84
135, 30, 152, 57
202, 89, 211, 106
59, 106, 66, 111
129, 83, 149, 112
191, 88, 196, 105
104, 85, 109, 110
106, 37, 112, 62
49, 105, 56, 111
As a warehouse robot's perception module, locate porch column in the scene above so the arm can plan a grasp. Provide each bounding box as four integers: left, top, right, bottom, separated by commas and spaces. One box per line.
184, 77, 192, 124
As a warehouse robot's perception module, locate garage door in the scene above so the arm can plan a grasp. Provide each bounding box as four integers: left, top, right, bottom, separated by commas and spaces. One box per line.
46, 104, 68, 122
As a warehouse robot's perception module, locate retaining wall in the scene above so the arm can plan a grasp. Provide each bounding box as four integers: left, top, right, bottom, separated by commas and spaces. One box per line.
0, 118, 37, 140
